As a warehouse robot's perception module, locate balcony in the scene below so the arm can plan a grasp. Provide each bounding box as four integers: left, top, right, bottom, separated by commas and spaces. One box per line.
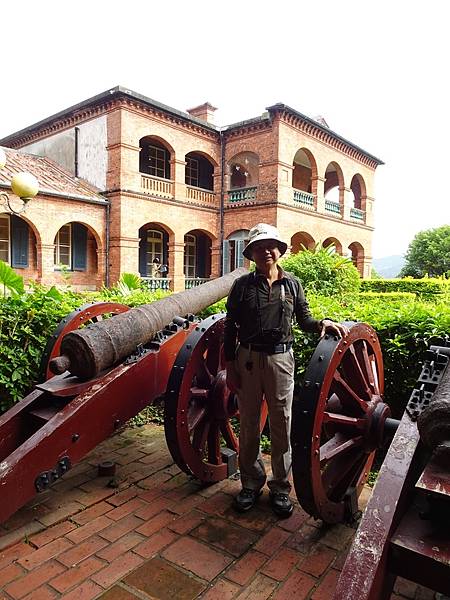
324, 199, 341, 215
293, 189, 315, 210
228, 187, 257, 203
186, 186, 216, 206
185, 277, 210, 289
350, 207, 365, 221
141, 277, 171, 292
141, 175, 174, 199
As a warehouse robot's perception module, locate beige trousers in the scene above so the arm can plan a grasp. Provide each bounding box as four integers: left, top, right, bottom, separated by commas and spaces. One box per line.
235, 345, 295, 493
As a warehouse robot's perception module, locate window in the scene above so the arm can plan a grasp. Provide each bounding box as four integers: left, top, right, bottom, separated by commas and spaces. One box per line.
0, 215, 9, 263
184, 234, 196, 278
146, 230, 163, 277
139, 139, 171, 179
223, 230, 249, 274
186, 157, 199, 188
54, 223, 87, 271
0, 215, 29, 268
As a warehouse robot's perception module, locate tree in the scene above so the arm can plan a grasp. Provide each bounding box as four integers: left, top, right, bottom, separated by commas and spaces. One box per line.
399, 225, 450, 278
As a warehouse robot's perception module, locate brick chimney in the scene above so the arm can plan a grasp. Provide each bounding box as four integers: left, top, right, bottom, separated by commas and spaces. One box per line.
186, 102, 217, 124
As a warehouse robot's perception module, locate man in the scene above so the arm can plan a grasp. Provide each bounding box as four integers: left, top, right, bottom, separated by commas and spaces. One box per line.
224, 223, 347, 517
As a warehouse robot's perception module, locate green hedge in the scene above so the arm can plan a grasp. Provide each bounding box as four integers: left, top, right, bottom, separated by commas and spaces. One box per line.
1, 286, 449, 420
361, 277, 449, 299
358, 291, 416, 301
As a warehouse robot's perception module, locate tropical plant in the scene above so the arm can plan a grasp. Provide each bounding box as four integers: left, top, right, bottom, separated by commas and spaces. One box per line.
399, 225, 450, 278
0, 260, 25, 297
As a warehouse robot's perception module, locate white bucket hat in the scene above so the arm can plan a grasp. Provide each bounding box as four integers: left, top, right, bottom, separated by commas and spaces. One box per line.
243, 223, 288, 260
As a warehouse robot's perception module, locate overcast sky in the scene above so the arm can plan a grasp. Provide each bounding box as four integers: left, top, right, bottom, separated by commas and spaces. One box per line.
1, 0, 449, 258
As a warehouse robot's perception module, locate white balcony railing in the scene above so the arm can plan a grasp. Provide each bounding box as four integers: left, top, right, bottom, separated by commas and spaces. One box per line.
140, 277, 171, 291
185, 277, 210, 289
228, 187, 257, 202
141, 175, 174, 199
293, 189, 315, 209
186, 186, 216, 205
350, 207, 365, 221
324, 199, 341, 215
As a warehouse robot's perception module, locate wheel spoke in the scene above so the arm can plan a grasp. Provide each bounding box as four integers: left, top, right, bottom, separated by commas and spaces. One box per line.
321, 447, 364, 494
331, 372, 369, 413
192, 419, 210, 452
190, 387, 209, 399
323, 412, 366, 430
340, 345, 372, 401
354, 341, 379, 394
205, 338, 221, 378
187, 405, 207, 433
220, 420, 238, 451
320, 434, 364, 466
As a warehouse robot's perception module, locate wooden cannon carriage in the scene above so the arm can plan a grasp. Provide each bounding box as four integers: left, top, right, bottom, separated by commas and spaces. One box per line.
0, 271, 448, 597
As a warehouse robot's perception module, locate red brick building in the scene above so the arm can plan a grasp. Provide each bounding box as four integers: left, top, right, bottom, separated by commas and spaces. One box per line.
0, 87, 383, 291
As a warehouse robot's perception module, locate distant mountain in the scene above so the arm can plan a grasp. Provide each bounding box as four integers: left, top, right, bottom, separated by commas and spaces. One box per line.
372, 255, 405, 278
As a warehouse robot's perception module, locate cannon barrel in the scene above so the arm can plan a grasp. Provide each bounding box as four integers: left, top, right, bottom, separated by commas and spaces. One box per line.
50, 268, 246, 380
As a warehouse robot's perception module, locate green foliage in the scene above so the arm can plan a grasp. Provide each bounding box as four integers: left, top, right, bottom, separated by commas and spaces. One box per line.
280, 245, 361, 296
358, 291, 416, 302
114, 272, 143, 296
400, 225, 450, 277
361, 277, 449, 300
0, 260, 25, 296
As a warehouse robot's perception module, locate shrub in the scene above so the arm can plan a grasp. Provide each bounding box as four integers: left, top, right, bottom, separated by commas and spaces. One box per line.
361, 277, 449, 300
358, 291, 416, 302
280, 245, 361, 296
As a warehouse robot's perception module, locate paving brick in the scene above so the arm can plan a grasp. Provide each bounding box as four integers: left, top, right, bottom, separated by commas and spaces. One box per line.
202, 578, 241, 600
168, 493, 206, 515
0, 521, 44, 550
276, 507, 310, 532
298, 544, 336, 577
30, 521, 77, 547
393, 576, 419, 598
58, 579, 103, 600
124, 556, 206, 599
135, 510, 176, 537
234, 573, 278, 599
0, 542, 34, 569
105, 497, 146, 521
261, 547, 302, 581
162, 537, 233, 581
71, 501, 112, 525
168, 510, 206, 535
133, 496, 174, 520
225, 550, 267, 585
22, 585, 57, 600
106, 487, 139, 507
4, 560, 66, 599
65, 514, 114, 544
95, 585, 138, 599
133, 528, 178, 558
331, 544, 350, 570
91, 551, 144, 588
98, 514, 144, 542
2, 504, 52, 532
191, 516, 258, 558
37, 501, 84, 527
58, 535, 109, 567
197, 492, 230, 516
286, 524, 323, 554
0, 562, 24, 586
272, 568, 316, 599
319, 524, 355, 551
17, 537, 73, 570
96, 531, 144, 561
223, 504, 277, 533
253, 526, 291, 557
310, 568, 340, 599
49, 555, 104, 593
137, 469, 173, 490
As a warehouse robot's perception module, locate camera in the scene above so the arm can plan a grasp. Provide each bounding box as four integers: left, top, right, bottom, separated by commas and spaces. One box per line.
263, 328, 283, 343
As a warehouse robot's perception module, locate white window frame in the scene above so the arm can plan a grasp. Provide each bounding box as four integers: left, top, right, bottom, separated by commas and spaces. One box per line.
184, 234, 196, 278
54, 224, 72, 268
146, 230, 163, 276
0, 214, 10, 264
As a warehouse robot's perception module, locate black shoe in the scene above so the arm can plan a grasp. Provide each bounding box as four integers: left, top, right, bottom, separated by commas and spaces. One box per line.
269, 491, 294, 518
233, 488, 263, 512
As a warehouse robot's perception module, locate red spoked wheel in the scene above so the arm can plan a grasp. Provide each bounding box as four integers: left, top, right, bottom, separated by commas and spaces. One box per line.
39, 302, 129, 381
292, 322, 389, 523
164, 314, 268, 483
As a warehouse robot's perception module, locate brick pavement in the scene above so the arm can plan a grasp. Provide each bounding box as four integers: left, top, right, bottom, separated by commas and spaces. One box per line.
0, 424, 438, 599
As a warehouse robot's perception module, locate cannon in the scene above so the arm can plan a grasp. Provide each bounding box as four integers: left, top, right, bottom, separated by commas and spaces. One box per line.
0, 275, 448, 597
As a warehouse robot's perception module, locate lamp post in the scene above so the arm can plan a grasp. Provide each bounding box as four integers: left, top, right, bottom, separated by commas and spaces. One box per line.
0, 147, 39, 215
